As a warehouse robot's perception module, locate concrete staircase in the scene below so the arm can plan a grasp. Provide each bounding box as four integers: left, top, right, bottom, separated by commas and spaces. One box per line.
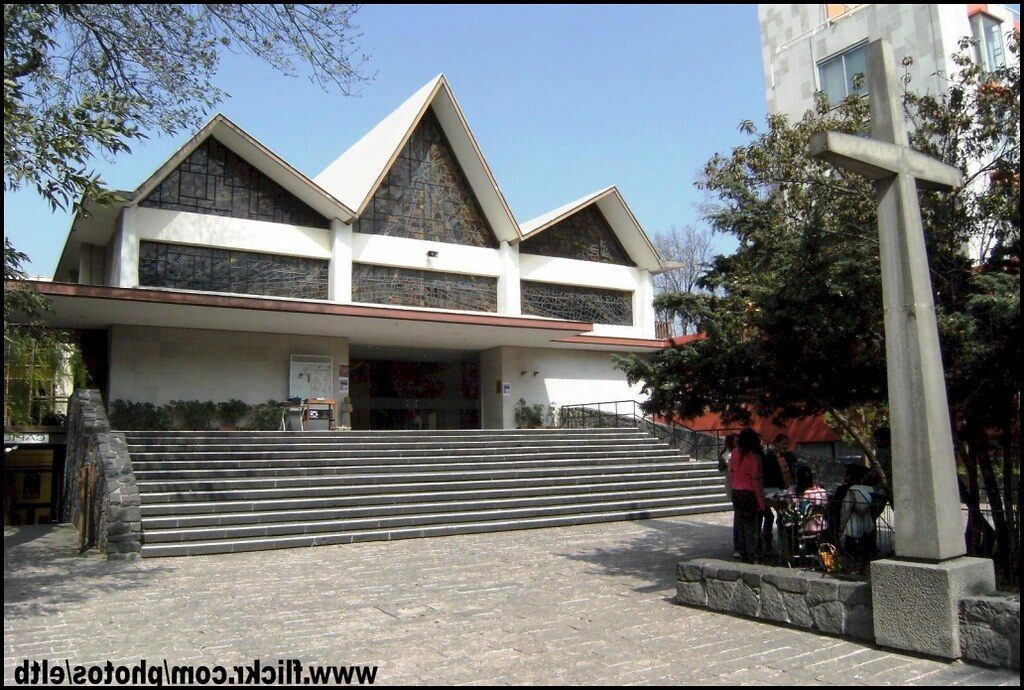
124, 428, 731, 557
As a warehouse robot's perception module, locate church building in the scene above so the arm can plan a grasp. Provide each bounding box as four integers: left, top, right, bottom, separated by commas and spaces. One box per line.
36, 75, 674, 430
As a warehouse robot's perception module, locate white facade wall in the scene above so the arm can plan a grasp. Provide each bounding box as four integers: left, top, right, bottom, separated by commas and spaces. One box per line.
351, 232, 502, 277
108, 329, 638, 430
479, 346, 644, 429
108, 325, 349, 408
114, 205, 660, 340
128, 206, 332, 269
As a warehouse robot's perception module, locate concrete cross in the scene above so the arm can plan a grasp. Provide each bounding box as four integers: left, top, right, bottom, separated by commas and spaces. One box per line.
809, 40, 965, 562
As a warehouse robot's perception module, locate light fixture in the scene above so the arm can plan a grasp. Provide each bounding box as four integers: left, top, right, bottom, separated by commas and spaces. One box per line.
427, 250, 439, 258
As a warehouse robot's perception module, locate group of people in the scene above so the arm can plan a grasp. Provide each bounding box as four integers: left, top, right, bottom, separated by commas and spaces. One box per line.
718, 429, 885, 567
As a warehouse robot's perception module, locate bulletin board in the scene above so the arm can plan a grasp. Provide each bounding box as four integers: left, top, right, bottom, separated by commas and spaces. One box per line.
289, 355, 333, 400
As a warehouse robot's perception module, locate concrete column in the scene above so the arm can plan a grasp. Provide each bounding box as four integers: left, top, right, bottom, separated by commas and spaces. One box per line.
480, 346, 518, 429
113, 207, 140, 288
329, 218, 353, 303
497, 241, 521, 315
329, 338, 350, 430
635, 269, 656, 338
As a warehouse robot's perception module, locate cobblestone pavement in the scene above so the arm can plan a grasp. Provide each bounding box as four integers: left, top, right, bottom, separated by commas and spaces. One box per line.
5, 514, 1019, 685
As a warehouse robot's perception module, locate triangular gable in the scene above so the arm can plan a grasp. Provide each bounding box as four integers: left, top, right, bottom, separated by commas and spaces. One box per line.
315, 75, 520, 242
131, 114, 354, 223
519, 197, 634, 266
516, 187, 663, 272
53, 115, 353, 282
354, 109, 499, 247
140, 135, 331, 228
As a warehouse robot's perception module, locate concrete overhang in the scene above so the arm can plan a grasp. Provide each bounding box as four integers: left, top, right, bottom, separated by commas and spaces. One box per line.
15, 281, 621, 352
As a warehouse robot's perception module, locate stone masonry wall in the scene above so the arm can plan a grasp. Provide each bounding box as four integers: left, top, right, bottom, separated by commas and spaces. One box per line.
63, 389, 142, 559
959, 595, 1020, 670
62, 389, 109, 523
676, 558, 874, 641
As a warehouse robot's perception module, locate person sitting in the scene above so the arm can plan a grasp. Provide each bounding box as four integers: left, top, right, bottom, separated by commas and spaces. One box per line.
760, 434, 795, 555
778, 465, 828, 563
839, 464, 877, 572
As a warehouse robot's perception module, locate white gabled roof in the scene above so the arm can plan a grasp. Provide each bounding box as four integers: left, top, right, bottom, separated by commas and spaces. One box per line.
515, 186, 664, 273
314, 74, 521, 243
315, 76, 441, 214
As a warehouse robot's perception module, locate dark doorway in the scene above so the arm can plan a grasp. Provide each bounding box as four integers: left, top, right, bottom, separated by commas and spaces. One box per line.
349, 351, 481, 430
3, 443, 64, 526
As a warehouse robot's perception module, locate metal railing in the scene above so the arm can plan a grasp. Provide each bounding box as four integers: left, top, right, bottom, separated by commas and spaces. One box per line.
776, 497, 895, 574
558, 400, 738, 462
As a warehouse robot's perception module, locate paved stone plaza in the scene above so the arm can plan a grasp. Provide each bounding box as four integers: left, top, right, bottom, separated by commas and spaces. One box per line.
4, 515, 1019, 685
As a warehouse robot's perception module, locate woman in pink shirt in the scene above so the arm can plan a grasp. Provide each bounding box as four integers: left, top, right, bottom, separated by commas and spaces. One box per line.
729, 428, 765, 563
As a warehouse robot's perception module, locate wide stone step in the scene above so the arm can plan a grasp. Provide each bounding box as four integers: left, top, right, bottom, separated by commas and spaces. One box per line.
123, 428, 648, 443
130, 449, 708, 473
125, 436, 655, 450
126, 426, 729, 558
132, 452, 705, 479
141, 475, 726, 516
142, 494, 731, 543
140, 502, 734, 557
143, 486, 728, 530
135, 461, 719, 492
137, 469, 722, 504
126, 443, 675, 462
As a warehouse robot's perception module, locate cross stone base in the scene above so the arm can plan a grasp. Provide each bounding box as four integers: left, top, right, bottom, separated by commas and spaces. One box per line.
871, 557, 995, 658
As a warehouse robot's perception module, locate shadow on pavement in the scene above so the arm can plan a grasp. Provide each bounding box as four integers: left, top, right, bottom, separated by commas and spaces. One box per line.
4, 524, 172, 620
556, 514, 734, 595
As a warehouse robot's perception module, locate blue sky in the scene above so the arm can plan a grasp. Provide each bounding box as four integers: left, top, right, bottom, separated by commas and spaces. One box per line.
4, 4, 765, 275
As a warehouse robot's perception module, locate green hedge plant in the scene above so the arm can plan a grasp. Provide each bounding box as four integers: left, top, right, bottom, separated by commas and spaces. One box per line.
216, 399, 251, 429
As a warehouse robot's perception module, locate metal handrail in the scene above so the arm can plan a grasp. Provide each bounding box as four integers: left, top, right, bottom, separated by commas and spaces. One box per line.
558, 400, 738, 461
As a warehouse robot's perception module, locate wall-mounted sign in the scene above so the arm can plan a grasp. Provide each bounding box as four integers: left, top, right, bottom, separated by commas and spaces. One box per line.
502, 382, 511, 397
338, 364, 351, 396
4, 433, 50, 446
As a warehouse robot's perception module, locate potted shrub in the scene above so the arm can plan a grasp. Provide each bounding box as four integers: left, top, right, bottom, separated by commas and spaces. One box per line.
216, 399, 251, 430
109, 400, 172, 430
169, 400, 217, 430
249, 400, 283, 431
514, 398, 545, 429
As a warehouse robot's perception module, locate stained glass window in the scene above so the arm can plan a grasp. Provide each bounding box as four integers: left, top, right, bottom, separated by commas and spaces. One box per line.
352, 263, 497, 312
521, 281, 633, 325
353, 110, 499, 248
519, 205, 634, 265
139, 241, 329, 300
140, 137, 329, 229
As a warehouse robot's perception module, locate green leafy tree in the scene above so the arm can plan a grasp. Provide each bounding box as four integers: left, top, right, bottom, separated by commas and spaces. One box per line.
4, 3, 371, 214
619, 36, 1020, 581
620, 92, 884, 457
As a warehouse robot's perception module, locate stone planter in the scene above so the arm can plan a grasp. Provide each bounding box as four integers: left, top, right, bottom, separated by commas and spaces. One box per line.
676, 558, 874, 640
